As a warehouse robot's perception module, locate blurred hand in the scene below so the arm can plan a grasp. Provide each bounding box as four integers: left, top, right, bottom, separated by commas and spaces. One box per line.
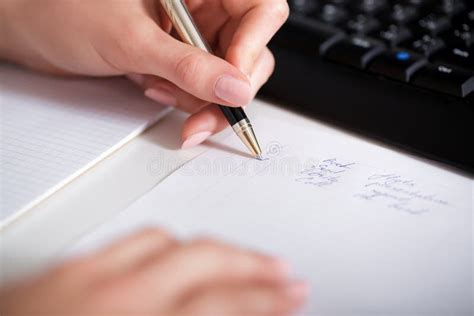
0, 229, 308, 315
0, 0, 289, 147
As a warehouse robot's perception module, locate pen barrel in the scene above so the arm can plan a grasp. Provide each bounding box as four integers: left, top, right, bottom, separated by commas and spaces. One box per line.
159, 0, 212, 53
159, 0, 261, 158
219, 105, 248, 125
160, 0, 248, 125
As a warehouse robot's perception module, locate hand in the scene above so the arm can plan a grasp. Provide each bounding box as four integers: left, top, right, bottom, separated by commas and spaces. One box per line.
0, 0, 289, 147
0, 229, 308, 315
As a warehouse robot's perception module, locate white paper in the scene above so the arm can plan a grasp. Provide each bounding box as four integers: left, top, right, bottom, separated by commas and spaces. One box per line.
69, 117, 473, 315
0, 64, 171, 225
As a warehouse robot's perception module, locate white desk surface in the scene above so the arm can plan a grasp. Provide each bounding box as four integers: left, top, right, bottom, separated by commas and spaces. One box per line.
1, 99, 470, 285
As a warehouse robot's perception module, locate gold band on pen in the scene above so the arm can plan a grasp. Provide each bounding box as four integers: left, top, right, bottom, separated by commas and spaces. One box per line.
232, 119, 262, 158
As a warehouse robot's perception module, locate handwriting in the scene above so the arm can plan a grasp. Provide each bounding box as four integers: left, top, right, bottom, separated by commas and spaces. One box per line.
296, 161, 450, 215
295, 158, 355, 187
355, 174, 449, 215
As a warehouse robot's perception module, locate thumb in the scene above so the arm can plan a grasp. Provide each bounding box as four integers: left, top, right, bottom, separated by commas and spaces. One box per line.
119, 20, 252, 107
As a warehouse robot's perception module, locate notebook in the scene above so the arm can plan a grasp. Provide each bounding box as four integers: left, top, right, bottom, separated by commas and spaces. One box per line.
68, 116, 473, 315
0, 64, 171, 226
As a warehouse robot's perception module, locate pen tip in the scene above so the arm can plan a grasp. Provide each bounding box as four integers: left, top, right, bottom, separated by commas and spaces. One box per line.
256, 154, 264, 161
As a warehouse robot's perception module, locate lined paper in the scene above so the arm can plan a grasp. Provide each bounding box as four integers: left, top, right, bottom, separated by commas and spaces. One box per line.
0, 64, 170, 225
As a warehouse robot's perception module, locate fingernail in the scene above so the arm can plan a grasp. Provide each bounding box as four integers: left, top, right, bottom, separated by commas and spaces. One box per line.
145, 88, 177, 107
181, 131, 212, 149
215, 75, 252, 106
286, 281, 310, 300
127, 73, 145, 85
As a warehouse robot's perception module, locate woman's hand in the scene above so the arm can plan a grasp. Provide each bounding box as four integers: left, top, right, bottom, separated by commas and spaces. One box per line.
0, 229, 308, 315
0, 0, 289, 147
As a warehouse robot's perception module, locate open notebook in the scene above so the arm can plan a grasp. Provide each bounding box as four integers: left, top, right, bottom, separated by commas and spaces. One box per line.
69, 116, 473, 315
0, 64, 170, 226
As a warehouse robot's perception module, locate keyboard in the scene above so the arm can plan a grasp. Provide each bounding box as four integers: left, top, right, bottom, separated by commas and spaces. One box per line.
260, 0, 474, 172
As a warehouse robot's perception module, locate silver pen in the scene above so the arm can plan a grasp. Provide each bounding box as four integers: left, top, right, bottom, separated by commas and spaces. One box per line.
159, 0, 263, 159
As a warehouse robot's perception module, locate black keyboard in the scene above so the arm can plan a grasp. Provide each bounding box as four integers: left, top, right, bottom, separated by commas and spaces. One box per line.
260, 0, 474, 172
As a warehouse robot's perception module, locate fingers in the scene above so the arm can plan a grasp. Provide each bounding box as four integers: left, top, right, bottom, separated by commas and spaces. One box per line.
179, 281, 309, 316
128, 74, 208, 113
115, 17, 252, 107
127, 46, 273, 147
222, 0, 289, 74
134, 239, 291, 304
180, 47, 275, 143
181, 105, 228, 148
127, 40, 274, 148
86, 228, 177, 278
248, 47, 276, 99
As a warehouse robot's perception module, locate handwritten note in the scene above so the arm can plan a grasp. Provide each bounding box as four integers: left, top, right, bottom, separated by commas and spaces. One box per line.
295, 158, 355, 187
68, 117, 472, 315
355, 174, 450, 215
294, 159, 451, 215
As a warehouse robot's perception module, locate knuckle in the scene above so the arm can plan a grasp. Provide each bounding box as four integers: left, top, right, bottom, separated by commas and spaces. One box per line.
137, 227, 173, 243
188, 238, 233, 266
271, 0, 290, 22
135, 227, 160, 237
174, 52, 205, 86
52, 261, 75, 276
127, 21, 156, 46
115, 23, 158, 67
52, 258, 89, 279
189, 238, 221, 252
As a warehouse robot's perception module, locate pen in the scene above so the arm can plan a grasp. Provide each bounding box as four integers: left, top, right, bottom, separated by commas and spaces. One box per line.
159, 0, 263, 159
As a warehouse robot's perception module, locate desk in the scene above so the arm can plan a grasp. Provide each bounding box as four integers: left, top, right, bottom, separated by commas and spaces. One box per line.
0, 99, 467, 285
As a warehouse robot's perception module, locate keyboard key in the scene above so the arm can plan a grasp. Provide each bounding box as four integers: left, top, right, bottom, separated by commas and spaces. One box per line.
352, 0, 389, 14
289, 0, 320, 14
466, 10, 474, 24
402, 34, 445, 56
373, 24, 413, 46
312, 4, 349, 24
442, 23, 474, 48
368, 49, 428, 81
325, 0, 353, 5
452, 9, 474, 27
345, 14, 381, 34
413, 64, 474, 97
387, 4, 419, 24
326, 36, 386, 68
414, 13, 451, 35
282, 15, 346, 55
435, 0, 466, 17
434, 47, 474, 71
401, 0, 435, 9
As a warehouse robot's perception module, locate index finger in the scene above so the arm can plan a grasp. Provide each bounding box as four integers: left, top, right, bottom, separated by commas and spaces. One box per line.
222, 0, 289, 74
